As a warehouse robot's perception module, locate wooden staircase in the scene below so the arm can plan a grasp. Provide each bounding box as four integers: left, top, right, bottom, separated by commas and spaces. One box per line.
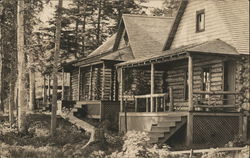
148, 116, 187, 144
73, 101, 101, 119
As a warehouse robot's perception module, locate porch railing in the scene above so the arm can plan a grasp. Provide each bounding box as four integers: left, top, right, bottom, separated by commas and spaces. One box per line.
122, 88, 174, 112
193, 91, 240, 110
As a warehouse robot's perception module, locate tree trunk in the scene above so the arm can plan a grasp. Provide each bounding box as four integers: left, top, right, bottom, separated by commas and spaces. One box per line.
48, 75, 50, 103
9, 82, 14, 125
0, 4, 3, 113
17, 0, 27, 133
96, 0, 102, 46
28, 60, 35, 112
43, 75, 47, 105
51, 0, 63, 136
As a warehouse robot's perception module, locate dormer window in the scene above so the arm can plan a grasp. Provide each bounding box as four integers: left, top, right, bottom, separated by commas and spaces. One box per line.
196, 9, 205, 32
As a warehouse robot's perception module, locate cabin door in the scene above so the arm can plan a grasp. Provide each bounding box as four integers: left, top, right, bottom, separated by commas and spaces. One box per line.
223, 61, 235, 104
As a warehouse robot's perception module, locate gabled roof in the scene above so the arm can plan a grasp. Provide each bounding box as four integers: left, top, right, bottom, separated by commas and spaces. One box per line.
121, 14, 174, 58
163, 0, 249, 54
117, 39, 240, 68
88, 33, 117, 57
74, 14, 174, 67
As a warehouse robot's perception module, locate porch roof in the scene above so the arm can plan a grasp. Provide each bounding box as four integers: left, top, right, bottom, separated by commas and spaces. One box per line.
117, 39, 240, 68
74, 46, 133, 67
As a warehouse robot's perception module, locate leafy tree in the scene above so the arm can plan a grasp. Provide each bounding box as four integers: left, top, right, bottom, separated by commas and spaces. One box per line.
151, 0, 180, 17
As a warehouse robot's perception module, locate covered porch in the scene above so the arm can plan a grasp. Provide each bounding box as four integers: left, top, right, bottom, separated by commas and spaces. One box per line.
117, 40, 246, 146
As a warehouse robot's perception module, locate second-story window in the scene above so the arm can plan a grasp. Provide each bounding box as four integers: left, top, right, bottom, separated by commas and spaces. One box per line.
196, 9, 205, 32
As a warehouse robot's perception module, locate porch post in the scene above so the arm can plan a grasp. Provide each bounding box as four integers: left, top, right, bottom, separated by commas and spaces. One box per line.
187, 55, 194, 146
150, 63, 155, 112
89, 65, 93, 100
102, 62, 105, 100
188, 55, 193, 111
62, 67, 65, 100
78, 67, 81, 101
120, 68, 124, 112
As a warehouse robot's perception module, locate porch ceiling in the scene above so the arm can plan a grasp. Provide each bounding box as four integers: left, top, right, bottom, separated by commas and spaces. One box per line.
116, 39, 241, 68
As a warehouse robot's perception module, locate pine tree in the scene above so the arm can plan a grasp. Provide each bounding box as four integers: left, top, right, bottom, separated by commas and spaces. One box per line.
17, 0, 27, 133
51, 0, 63, 136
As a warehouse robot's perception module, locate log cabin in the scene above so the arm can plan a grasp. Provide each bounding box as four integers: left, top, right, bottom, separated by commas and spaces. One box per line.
116, 0, 249, 147
61, 15, 174, 122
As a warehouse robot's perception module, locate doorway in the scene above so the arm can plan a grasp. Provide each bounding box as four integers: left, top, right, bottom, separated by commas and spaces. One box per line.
223, 60, 235, 104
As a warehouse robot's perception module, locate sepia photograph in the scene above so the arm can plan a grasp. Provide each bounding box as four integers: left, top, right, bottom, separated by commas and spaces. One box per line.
0, 0, 249, 157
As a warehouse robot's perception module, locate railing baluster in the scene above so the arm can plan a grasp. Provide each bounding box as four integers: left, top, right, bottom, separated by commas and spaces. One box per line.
156, 97, 158, 112
163, 95, 166, 112
135, 97, 138, 112
146, 98, 148, 112
169, 87, 174, 111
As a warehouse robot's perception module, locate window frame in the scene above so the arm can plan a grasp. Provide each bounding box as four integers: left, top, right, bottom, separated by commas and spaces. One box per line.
196, 9, 205, 32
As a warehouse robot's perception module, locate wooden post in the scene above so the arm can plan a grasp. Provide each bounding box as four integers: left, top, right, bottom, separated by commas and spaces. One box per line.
62, 68, 65, 100
186, 112, 193, 146
89, 65, 93, 100
120, 68, 124, 112
188, 56, 194, 111
187, 55, 194, 146
242, 115, 248, 141
135, 98, 138, 112
155, 97, 158, 112
77, 67, 80, 101
169, 87, 174, 111
150, 63, 155, 112
239, 114, 248, 141
102, 63, 105, 100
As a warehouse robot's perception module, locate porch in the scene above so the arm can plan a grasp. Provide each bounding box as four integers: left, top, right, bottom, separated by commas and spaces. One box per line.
117, 47, 246, 145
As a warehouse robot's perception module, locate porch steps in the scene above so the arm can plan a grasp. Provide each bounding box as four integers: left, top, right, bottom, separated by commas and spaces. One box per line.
148, 116, 187, 144
73, 101, 101, 119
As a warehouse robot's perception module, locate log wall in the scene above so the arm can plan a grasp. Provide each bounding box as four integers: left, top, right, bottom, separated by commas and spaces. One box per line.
70, 68, 79, 101
164, 56, 224, 107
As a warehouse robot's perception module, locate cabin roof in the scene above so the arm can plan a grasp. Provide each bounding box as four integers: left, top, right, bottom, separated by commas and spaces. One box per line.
121, 14, 174, 58
88, 33, 117, 57
101, 47, 134, 61
117, 39, 241, 68
163, 0, 249, 54
74, 14, 174, 67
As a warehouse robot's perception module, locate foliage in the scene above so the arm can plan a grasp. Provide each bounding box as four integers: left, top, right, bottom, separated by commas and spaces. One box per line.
39, 0, 145, 62
0, 114, 89, 147
151, 0, 181, 17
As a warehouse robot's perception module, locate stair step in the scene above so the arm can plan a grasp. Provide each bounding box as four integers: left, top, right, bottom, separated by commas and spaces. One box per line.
148, 137, 158, 144
75, 104, 82, 108
157, 121, 176, 127
161, 116, 182, 122
148, 131, 164, 138
151, 126, 170, 132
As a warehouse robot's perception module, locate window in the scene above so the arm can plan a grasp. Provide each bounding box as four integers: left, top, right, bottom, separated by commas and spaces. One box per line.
196, 9, 205, 32
202, 67, 211, 91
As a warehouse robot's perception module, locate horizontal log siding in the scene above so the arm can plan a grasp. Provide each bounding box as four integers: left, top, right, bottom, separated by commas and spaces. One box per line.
120, 69, 164, 100
101, 67, 113, 100
91, 67, 101, 100
164, 57, 224, 107
70, 68, 79, 101
80, 69, 91, 100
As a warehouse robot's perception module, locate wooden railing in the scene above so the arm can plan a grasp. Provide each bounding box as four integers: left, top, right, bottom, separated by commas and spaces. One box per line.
193, 91, 240, 110
122, 88, 174, 112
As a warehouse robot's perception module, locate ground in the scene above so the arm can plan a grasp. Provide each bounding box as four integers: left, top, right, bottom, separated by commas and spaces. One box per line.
0, 114, 90, 157
0, 114, 249, 158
